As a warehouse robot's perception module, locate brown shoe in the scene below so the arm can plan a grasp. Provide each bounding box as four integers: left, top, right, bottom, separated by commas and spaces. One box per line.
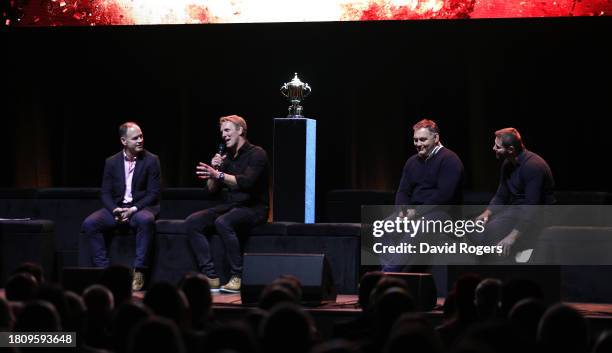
220, 276, 241, 293
132, 270, 145, 291
206, 276, 220, 290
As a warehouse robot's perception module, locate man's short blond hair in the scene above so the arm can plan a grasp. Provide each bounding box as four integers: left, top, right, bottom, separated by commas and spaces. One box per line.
219, 115, 247, 137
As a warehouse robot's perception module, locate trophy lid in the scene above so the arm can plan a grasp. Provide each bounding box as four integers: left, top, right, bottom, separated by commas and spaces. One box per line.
289, 73, 304, 87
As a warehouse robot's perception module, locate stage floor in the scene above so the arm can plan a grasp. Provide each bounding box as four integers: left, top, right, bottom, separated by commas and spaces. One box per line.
207, 293, 612, 318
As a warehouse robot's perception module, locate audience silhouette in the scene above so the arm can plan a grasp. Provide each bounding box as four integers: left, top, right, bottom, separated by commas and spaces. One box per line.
0, 261, 609, 353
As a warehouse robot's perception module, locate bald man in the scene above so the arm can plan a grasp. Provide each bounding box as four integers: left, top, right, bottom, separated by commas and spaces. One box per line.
81, 122, 161, 291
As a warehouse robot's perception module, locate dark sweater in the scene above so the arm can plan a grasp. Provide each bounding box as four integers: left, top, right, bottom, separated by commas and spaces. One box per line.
395, 147, 464, 206
490, 149, 555, 207
489, 149, 555, 233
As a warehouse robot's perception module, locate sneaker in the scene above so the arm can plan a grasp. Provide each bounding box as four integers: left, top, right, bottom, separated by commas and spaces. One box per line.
206, 276, 220, 290
220, 276, 241, 293
132, 270, 145, 291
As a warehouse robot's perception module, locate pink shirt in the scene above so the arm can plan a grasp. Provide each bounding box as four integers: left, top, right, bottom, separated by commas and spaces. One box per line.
123, 151, 136, 204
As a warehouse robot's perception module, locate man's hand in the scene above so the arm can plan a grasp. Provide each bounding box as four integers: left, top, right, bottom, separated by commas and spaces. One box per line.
398, 208, 416, 219
497, 230, 520, 257
211, 153, 226, 170
117, 206, 138, 223
476, 209, 492, 225
196, 162, 220, 180
113, 207, 126, 222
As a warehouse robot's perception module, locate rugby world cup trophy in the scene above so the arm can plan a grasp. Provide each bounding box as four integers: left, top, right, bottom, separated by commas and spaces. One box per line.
280, 73, 311, 118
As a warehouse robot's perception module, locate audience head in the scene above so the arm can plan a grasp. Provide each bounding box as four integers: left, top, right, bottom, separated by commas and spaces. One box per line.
244, 308, 269, 342
5, 273, 38, 301
12, 262, 44, 284
83, 284, 114, 317
113, 301, 152, 353
384, 313, 443, 353
474, 278, 502, 320
273, 275, 303, 302
259, 283, 299, 310
453, 273, 482, 320
14, 300, 61, 332
63, 290, 86, 334
261, 303, 315, 353
128, 317, 185, 353
206, 322, 257, 353
373, 287, 416, 341
370, 276, 410, 307
143, 281, 188, 328
508, 298, 546, 344
179, 272, 212, 330
457, 319, 523, 353
358, 271, 384, 310
36, 283, 70, 328
537, 303, 589, 353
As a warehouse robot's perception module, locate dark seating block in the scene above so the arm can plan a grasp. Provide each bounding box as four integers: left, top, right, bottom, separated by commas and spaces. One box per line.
78, 228, 137, 268
287, 223, 360, 237
151, 220, 361, 293
0, 220, 54, 233
152, 222, 229, 285
249, 222, 293, 236
155, 219, 189, 234
150, 232, 198, 285
0, 220, 55, 286
535, 226, 612, 264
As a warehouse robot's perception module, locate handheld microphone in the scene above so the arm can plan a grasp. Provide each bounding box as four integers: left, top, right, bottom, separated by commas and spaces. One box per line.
215, 143, 226, 170
217, 143, 226, 156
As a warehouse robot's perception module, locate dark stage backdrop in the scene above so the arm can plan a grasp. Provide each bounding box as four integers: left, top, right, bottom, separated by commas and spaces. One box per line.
2, 17, 611, 220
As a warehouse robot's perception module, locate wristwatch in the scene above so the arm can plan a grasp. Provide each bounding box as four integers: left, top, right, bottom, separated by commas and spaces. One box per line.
217, 172, 225, 181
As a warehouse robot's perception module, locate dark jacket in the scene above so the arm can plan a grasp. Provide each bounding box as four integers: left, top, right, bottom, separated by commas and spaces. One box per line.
100, 150, 161, 216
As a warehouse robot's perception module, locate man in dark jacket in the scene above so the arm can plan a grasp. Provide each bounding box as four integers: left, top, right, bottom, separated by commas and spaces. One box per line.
81, 122, 161, 291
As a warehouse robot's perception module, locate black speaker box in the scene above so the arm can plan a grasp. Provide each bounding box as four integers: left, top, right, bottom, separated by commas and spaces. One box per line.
385, 272, 438, 311
62, 267, 105, 294
241, 253, 337, 305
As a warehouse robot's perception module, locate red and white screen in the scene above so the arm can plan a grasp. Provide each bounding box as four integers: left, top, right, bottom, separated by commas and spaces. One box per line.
4, 0, 611, 26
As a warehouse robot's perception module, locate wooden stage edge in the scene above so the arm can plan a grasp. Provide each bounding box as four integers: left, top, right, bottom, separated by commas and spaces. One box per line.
3, 289, 611, 321
198, 293, 612, 321
200, 293, 612, 336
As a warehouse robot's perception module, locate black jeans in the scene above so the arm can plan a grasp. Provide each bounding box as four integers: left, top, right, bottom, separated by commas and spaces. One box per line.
185, 206, 266, 278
